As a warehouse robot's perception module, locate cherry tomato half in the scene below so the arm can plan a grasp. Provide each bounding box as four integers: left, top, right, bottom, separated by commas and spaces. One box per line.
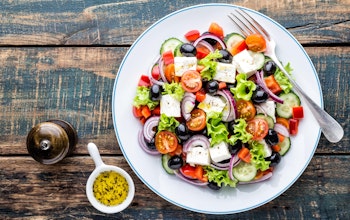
246, 118, 269, 140
180, 70, 202, 93
245, 34, 266, 52
236, 100, 256, 121
186, 109, 206, 131
164, 63, 179, 83
155, 131, 178, 154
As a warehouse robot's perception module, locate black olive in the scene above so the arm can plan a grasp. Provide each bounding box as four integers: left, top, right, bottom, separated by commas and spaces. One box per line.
228, 140, 243, 154
149, 84, 162, 101
252, 86, 268, 104
205, 80, 219, 94
175, 123, 191, 142
180, 43, 197, 57
266, 152, 281, 167
263, 60, 277, 76
147, 137, 157, 151
218, 49, 233, 63
265, 129, 279, 146
208, 181, 221, 191
202, 32, 217, 45
167, 155, 184, 169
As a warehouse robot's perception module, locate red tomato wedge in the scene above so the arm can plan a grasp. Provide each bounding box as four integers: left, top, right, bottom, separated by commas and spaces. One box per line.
246, 118, 269, 140
208, 22, 224, 38
196, 46, 210, 59
180, 164, 208, 182
230, 40, 247, 55
180, 70, 202, 93
184, 30, 200, 42
186, 109, 206, 131
138, 75, 151, 87
245, 34, 266, 52
155, 131, 178, 154
289, 119, 299, 135
151, 64, 161, 80
162, 50, 174, 65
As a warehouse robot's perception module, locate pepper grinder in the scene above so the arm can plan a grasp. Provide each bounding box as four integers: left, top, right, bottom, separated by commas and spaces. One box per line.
26, 119, 78, 164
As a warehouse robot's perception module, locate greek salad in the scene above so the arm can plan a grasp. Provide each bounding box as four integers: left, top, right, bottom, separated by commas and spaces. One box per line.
132, 22, 304, 190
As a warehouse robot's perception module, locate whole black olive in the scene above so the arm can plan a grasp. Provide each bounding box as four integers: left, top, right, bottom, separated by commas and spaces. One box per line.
205, 80, 219, 94
208, 181, 221, 191
149, 84, 162, 101
252, 86, 268, 104
175, 123, 191, 142
180, 43, 197, 57
266, 152, 281, 167
265, 129, 279, 146
263, 60, 277, 76
218, 49, 233, 63
167, 155, 184, 169
228, 140, 243, 154
202, 32, 217, 45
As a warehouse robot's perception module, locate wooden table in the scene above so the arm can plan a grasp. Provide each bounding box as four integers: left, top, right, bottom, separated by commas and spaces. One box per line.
0, 1, 349, 219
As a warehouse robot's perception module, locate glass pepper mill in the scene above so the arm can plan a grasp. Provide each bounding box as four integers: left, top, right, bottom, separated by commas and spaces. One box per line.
26, 119, 78, 164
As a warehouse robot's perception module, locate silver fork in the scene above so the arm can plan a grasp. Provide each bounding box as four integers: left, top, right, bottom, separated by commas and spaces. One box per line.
228, 9, 343, 143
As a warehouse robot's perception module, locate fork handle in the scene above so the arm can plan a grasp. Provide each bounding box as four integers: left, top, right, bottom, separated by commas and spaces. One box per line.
269, 54, 344, 143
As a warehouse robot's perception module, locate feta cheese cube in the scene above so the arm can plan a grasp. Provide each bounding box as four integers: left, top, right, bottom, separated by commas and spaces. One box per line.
174, 56, 197, 77
209, 142, 232, 163
213, 62, 237, 83
186, 147, 211, 166
160, 94, 181, 117
233, 49, 256, 77
258, 139, 272, 158
256, 100, 276, 122
197, 94, 226, 114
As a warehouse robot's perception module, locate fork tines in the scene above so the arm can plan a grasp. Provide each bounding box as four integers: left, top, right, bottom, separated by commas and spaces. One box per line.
228, 9, 270, 40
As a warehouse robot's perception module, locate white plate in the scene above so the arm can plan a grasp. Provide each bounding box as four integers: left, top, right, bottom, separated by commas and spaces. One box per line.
112, 3, 322, 214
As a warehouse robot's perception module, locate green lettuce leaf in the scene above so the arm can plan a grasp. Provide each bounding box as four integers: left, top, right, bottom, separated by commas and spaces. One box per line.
230, 73, 256, 100
162, 82, 185, 101
249, 141, 271, 171
133, 86, 159, 110
274, 62, 293, 93
157, 113, 180, 133
198, 50, 223, 80
204, 166, 238, 188
228, 118, 253, 144
206, 112, 229, 146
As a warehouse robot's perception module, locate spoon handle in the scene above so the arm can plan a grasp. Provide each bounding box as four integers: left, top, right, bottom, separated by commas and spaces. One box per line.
87, 143, 105, 167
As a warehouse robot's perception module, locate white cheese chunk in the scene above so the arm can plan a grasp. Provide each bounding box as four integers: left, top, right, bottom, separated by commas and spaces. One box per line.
160, 94, 181, 117
174, 56, 197, 77
258, 139, 272, 158
233, 49, 257, 77
197, 94, 226, 114
186, 147, 211, 166
213, 62, 237, 83
256, 100, 276, 122
209, 142, 232, 163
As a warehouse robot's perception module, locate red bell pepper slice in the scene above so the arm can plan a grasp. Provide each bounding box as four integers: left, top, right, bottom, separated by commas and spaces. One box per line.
292, 106, 304, 119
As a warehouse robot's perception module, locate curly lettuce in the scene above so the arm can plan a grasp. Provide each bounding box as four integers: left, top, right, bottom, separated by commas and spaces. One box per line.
198, 50, 223, 80
157, 113, 180, 133
249, 141, 271, 171
274, 62, 293, 93
133, 86, 159, 110
228, 119, 253, 144
162, 82, 185, 101
206, 112, 229, 146
204, 166, 238, 188
230, 73, 256, 100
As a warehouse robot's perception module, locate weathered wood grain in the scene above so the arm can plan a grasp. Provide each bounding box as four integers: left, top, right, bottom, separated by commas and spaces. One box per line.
0, 155, 348, 219
0, 47, 348, 155
0, 0, 349, 45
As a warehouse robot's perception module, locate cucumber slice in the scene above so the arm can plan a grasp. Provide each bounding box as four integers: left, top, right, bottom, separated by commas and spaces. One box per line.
224, 32, 245, 52
276, 92, 301, 118
255, 114, 274, 129
279, 136, 291, 156
162, 154, 175, 175
160, 38, 183, 55
173, 43, 183, 57
232, 161, 257, 182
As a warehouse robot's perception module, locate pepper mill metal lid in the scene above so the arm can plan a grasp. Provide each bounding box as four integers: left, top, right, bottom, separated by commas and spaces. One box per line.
26, 119, 78, 164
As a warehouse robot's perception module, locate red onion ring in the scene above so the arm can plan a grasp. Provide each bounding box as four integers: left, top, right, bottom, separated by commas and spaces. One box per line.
143, 116, 160, 142
211, 160, 230, 169
238, 172, 273, 184
181, 92, 196, 121
148, 56, 164, 86
216, 90, 237, 122
274, 123, 290, 137
193, 33, 227, 49
183, 135, 210, 153
210, 163, 229, 170
193, 40, 215, 53
158, 57, 168, 83
255, 71, 284, 104
228, 154, 241, 180
138, 129, 160, 155
174, 170, 209, 186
